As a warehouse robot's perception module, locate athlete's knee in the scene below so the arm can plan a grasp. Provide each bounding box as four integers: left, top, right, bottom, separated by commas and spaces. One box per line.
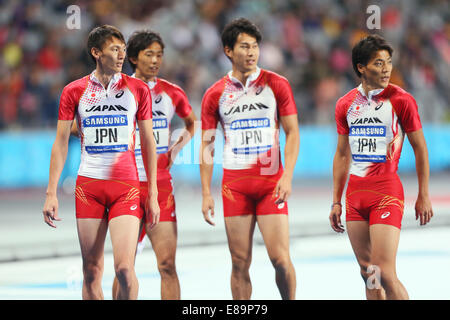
83, 261, 103, 285
114, 263, 135, 286
158, 257, 177, 277
366, 262, 397, 289
231, 254, 251, 274
379, 268, 398, 288
358, 262, 371, 282
270, 255, 292, 273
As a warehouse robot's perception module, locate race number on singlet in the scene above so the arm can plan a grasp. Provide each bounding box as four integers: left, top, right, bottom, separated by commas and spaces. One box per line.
152, 118, 169, 154
83, 115, 129, 154
349, 125, 387, 162
228, 118, 273, 155
135, 119, 169, 156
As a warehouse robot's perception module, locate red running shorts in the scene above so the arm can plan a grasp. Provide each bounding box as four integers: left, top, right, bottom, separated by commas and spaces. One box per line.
222, 167, 288, 218
75, 175, 142, 221
345, 173, 404, 229
138, 178, 176, 243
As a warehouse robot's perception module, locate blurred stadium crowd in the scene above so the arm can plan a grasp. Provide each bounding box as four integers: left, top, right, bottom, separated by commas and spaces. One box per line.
1, 0, 449, 130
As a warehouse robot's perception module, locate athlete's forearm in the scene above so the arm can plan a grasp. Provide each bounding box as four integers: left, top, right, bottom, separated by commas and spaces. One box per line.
200, 136, 215, 196
332, 152, 350, 203
46, 139, 69, 196
407, 130, 430, 198
168, 115, 198, 161
140, 124, 158, 195
413, 142, 430, 198
200, 163, 214, 196
283, 128, 300, 178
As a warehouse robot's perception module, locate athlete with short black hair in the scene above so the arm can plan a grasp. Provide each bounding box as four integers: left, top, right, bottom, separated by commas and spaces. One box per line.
200, 18, 299, 300
329, 34, 433, 300
112, 29, 197, 300
43, 25, 160, 300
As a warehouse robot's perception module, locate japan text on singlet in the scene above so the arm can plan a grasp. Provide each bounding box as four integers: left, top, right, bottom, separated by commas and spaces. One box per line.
335, 83, 422, 177
58, 71, 152, 180
201, 67, 297, 170
133, 77, 192, 181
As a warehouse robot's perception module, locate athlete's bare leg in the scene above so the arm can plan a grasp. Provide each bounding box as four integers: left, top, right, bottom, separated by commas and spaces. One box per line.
256, 214, 296, 300
369, 224, 408, 300
346, 221, 386, 300
146, 221, 180, 299
111, 219, 144, 299
77, 218, 108, 300
109, 215, 141, 300
224, 215, 257, 300
112, 275, 119, 300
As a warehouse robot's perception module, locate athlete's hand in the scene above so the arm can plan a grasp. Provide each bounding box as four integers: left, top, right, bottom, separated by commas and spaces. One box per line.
43, 193, 62, 228
145, 192, 160, 229
202, 194, 215, 226
158, 153, 174, 171
273, 173, 292, 204
329, 204, 345, 233
415, 194, 433, 226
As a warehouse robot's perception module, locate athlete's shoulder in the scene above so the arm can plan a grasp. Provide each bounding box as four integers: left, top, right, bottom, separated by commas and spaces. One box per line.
336, 87, 359, 109
261, 69, 289, 83
122, 73, 147, 89
63, 76, 89, 93
385, 84, 420, 124
203, 76, 227, 101
122, 73, 151, 103
158, 78, 188, 98
60, 76, 89, 104
385, 83, 415, 102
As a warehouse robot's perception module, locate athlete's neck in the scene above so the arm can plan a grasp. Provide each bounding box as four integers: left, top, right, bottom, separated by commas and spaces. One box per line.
361, 80, 385, 97
231, 67, 257, 87
94, 67, 117, 89
135, 69, 156, 83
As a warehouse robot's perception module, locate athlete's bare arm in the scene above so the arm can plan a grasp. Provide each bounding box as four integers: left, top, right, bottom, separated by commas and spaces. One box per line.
407, 129, 433, 226
70, 120, 79, 137
200, 129, 216, 226
274, 114, 300, 204
138, 119, 160, 227
43, 120, 73, 228
167, 111, 197, 169
330, 134, 351, 233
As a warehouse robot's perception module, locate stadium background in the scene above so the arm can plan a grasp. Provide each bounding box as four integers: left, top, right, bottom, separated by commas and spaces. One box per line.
0, 0, 449, 299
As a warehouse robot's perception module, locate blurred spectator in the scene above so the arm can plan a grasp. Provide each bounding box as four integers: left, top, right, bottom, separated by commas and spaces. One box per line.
0, 0, 448, 130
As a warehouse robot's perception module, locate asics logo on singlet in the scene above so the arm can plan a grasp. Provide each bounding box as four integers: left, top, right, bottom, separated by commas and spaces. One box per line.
255, 86, 264, 95
381, 212, 391, 219
115, 90, 124, 98
375, 102, 383, 111
85, 105, 128, 112
130, 204, 138, 211
350, 117, 383, 125
154, 95, 162, 104
152, 110, 166, 117
224, 103, 269, 116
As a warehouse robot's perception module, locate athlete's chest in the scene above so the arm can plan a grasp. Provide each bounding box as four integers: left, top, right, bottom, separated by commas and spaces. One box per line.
346, 97, 395, 129
219, 84, 277, 124
150, 90, 175, 120
79, 84, 137, 121
346, 97, 398, 163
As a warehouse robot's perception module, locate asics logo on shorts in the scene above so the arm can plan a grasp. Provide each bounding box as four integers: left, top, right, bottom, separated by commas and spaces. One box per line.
277, 202, 285, 209
381, 212, 391, 219
130, 204, 138, 211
